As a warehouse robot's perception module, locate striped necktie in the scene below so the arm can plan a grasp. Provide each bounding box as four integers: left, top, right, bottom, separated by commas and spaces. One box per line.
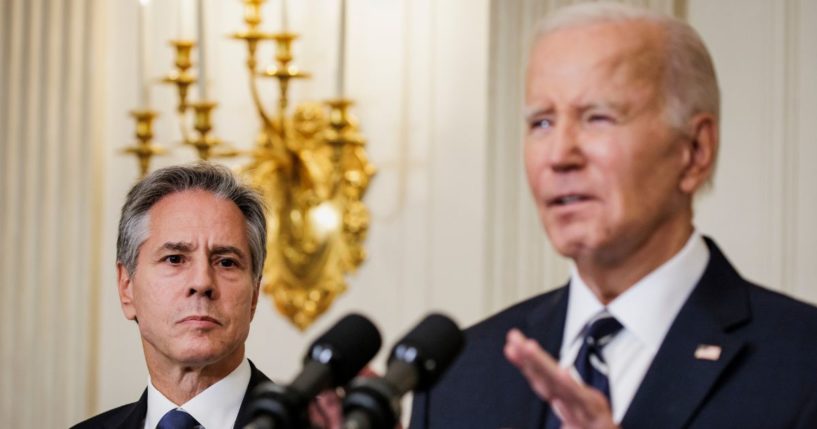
573, 312, 623, 400
545, 312, 623, 428
156, 409, 201, 429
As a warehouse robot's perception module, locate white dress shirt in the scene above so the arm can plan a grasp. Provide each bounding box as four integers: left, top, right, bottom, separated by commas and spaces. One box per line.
558, 232, 709, 423
144, 358, 252, 429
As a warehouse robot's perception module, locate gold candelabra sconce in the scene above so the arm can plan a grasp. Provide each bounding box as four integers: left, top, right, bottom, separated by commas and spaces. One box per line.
122, 0, 375, 330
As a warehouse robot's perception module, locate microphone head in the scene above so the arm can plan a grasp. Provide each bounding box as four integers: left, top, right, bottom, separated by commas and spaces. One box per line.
388, 313, 464, 390
305, 313, 382, 386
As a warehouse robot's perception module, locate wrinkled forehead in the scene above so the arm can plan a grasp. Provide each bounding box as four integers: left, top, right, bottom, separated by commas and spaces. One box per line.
143, 190, 249, 244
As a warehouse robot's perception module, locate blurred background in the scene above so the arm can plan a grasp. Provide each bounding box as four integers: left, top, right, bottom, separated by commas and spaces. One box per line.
1, 0, 816, 426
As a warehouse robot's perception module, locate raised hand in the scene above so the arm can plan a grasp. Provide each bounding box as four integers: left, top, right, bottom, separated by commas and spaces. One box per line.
504, 329, 619, 429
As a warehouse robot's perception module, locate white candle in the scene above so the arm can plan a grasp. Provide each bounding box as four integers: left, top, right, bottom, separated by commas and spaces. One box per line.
178, 0, 194, 39
336, 0, 346, 98
197, 0, 207, 100
138, 0, 151, 107
281, 0, 288, 31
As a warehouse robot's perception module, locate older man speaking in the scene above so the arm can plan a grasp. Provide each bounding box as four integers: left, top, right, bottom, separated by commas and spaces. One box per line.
411, 3, 817, 429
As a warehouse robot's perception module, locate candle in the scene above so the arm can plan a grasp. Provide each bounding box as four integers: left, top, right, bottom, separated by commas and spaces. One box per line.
138, 0, 151, 107
197, 0, 207, 100
336, 0, 346, 98
178, 0, 194, 39
281, 0, 289, 32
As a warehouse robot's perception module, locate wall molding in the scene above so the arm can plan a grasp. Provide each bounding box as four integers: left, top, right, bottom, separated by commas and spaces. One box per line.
0, 0, 106, 425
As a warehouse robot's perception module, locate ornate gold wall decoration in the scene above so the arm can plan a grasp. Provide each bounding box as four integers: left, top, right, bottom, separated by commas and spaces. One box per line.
123, 0, 374, 330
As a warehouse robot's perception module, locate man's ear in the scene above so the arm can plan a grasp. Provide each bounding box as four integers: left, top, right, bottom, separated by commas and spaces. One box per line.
679, 113, 719, 194
118, 263, 138, 322
250, 280, 260, 320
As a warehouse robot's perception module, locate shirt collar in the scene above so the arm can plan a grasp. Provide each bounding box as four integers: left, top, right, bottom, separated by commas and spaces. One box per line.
145, 358, 251, 429
563, 264, 606, 357
563, 231, 709, 354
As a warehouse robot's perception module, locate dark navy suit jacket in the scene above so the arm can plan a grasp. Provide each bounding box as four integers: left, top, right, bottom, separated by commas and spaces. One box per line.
71, 361, 269, 429
411, 239, 817, 428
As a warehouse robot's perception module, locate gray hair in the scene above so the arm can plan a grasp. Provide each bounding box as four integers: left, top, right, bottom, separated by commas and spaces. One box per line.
532, 2, 720, 131
116, 162, 268, 282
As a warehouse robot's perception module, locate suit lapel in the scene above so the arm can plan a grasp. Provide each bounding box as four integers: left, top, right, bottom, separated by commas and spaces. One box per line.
524, 285, 570, 429
113, 389, 148, 429
621, 238, 751, 429
234, 360, 272, 429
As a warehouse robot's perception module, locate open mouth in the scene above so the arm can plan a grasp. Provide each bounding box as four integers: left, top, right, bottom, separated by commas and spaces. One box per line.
547, 194, 592, 206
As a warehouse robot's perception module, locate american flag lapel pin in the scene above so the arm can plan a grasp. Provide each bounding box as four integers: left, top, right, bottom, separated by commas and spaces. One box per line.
694, 344, 722, 361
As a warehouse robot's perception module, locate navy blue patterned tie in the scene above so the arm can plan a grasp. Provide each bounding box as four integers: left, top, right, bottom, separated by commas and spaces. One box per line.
573, 313, 622, 399
156, 409, 201, 429
545, 312, 623, 428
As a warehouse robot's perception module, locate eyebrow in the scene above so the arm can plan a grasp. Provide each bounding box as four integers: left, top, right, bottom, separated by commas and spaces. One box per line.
523, 106, 553, 123
211, 245, 247, 260
523, 100, 627, 122
156, 242, 246, 260
160, 241, 195, 253
580, 101, 626, 113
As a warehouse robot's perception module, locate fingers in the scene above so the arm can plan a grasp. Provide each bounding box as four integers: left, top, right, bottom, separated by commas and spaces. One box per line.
356, 365, 379, 378
504, 329, 618, 429
504, 328, 552, 398
308, 367, 400, 429
504, 329, 578, 401
308, 389, 344, 429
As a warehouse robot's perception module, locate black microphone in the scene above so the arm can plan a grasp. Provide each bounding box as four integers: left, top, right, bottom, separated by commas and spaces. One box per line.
342, 313, 465, 429
246, 313, 382, 429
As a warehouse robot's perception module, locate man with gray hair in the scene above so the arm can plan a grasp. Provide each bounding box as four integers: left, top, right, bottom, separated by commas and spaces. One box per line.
73, 163, 338, 428
411, 3, 817, 428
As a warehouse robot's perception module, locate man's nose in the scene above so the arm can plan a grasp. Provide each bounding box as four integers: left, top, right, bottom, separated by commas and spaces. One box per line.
188, 260, 216, 299
548, 120, 585, 172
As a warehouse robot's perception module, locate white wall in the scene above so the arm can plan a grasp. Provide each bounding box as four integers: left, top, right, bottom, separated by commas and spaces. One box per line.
0, 0, 106, 426
691, 0, 817, 304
